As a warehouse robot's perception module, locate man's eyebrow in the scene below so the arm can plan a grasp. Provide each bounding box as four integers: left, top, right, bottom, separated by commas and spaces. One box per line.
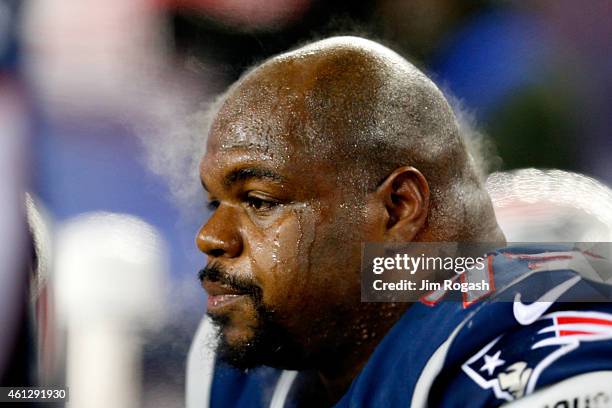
224, 167, 285, 186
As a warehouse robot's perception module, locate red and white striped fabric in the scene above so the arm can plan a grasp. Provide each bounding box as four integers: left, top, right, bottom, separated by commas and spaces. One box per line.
534, 311, 612, 349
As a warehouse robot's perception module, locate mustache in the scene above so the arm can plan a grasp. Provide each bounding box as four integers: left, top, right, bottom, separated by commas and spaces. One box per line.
198, 263, 262, 298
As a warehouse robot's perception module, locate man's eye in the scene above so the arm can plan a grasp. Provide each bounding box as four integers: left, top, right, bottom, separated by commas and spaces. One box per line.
245, 195, 279, 212
207, 200, 220, 211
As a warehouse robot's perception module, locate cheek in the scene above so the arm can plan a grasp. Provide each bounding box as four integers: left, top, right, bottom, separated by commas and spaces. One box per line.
307, 202, 368, 298
248, 205, 317, 307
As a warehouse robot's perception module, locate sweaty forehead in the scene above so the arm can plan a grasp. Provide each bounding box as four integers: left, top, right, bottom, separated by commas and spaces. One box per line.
206, 77, 299, 162
206, 39, 397, 159
202, 64, 328, 186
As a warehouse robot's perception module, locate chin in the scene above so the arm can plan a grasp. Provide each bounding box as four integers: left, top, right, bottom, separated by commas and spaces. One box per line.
208, 313, 261, 368
222, 322, 256, 345
216, 339, 262, 370
212, 318, 312, 371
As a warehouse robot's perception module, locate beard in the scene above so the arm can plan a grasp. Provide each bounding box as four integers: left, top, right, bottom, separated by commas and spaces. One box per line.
200, 263, 306, 370
208, 303, 302, 370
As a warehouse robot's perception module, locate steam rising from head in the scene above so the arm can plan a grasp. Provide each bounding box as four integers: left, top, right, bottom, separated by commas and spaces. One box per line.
135, 97, 225, 214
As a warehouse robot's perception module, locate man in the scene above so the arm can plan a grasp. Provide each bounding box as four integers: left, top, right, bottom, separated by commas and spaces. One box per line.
188, 37, 612, 407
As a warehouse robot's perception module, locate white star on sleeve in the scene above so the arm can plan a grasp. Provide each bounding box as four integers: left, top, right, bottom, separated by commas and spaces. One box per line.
480, 350, 506, 376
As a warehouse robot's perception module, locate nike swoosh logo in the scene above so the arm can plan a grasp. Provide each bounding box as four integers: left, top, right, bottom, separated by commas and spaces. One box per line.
513, 275, 581, 325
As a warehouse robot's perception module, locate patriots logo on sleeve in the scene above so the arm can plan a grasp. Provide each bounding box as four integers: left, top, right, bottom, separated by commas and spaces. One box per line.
461, 310, 612, 403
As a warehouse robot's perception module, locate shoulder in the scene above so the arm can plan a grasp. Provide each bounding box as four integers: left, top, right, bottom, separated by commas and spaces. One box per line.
429, 304, 612, 407
420, 245, 612, 407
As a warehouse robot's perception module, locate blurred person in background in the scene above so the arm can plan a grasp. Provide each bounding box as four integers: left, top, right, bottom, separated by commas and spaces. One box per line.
0, 141, 33, 389
20, 0, 206, 403
0, 0, 39, 389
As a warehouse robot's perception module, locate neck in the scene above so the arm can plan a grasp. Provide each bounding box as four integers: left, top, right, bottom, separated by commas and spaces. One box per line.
315, 302, 410, 404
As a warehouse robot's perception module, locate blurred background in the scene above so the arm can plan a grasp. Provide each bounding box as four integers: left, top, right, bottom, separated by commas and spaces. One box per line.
1, 0, 611, 406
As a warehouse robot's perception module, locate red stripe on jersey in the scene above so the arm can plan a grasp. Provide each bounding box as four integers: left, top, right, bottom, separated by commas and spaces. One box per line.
557, 316, 612, 326
559, 330, 595, 336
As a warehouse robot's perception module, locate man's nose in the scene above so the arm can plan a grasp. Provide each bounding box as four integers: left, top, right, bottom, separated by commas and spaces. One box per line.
196, 208, 243, 258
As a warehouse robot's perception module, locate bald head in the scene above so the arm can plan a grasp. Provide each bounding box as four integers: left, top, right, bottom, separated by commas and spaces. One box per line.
206, 36, 503, 242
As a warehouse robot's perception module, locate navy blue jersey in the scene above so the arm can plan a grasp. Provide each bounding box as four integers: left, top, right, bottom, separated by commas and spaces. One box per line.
187, 245, 612, 407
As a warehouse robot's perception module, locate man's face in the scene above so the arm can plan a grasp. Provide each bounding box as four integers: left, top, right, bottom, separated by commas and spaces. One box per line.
196, 79, 379, 369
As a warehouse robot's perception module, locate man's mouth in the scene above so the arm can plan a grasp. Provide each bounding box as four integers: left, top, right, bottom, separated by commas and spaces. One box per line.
202, 280, 249, 312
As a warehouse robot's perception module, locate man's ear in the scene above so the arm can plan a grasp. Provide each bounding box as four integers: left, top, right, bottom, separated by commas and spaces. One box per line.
376, 166, 429, 241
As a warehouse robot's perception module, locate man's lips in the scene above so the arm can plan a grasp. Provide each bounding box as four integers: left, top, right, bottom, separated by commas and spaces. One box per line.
207, 294, 244, 310
202, 280, 248, 311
